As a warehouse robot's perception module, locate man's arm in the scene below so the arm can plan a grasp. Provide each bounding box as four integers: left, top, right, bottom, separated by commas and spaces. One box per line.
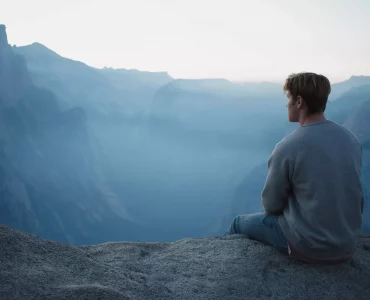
261, 144, 292, 215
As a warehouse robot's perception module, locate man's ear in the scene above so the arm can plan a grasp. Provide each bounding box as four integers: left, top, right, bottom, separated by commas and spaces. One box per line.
297, 96, 304, 109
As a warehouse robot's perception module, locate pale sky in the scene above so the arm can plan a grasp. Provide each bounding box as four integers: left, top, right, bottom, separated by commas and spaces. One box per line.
1, 0, 370, 82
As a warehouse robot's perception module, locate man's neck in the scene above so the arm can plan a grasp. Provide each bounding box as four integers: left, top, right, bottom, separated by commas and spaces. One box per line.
299, 113, 326, 126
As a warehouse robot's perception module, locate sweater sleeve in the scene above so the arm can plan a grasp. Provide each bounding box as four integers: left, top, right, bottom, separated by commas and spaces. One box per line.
261, 143, 292, 215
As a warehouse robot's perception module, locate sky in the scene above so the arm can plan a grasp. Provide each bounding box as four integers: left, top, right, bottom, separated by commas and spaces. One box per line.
1, 0, 370, 82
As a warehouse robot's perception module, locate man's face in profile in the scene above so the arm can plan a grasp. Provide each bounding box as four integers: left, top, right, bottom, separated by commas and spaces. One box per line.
286, 91, 300, 123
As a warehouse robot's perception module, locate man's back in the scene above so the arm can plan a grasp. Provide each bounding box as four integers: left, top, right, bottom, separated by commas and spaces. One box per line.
274, 120, 364, 260
228, 73, 363, 263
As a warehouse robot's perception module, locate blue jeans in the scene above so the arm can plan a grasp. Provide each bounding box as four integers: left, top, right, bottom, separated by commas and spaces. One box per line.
226, 212, 288, 253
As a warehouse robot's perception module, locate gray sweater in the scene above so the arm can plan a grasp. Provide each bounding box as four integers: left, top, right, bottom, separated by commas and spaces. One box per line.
262, 120, 364, 260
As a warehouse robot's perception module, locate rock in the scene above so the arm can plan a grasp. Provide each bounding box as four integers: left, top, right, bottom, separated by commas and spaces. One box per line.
0, 24, 31, 107
364, 236, 370, 250
0, 24, 137, 245
1, 225, 369, 300
0, 24, 7, 48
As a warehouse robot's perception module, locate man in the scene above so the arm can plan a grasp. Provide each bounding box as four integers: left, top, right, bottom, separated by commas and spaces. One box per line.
226, 72, 364, 264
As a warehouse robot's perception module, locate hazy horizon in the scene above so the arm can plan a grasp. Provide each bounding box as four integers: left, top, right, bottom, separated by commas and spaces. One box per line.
1, 0, 370, 83
1, 1, 370, 246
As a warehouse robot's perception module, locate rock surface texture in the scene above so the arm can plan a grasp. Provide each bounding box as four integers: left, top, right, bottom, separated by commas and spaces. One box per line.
1, 225, 370, 300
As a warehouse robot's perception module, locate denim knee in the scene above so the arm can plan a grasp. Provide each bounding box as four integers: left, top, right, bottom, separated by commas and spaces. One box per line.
228, 215, 241, 234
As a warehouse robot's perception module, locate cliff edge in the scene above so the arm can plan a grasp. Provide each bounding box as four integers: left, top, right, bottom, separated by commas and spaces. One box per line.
1, 225, 369, 299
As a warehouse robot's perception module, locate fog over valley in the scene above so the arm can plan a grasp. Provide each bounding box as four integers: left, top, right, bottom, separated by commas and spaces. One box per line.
1, 23, 370, 245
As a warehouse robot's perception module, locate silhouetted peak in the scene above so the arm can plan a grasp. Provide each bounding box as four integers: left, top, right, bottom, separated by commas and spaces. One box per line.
16, 42, 61, 59
30, 42, 51, 50
348, 75, 370, 83
0, 24, 8, 48
102, 66, 171, 77
350, 75, 368, 79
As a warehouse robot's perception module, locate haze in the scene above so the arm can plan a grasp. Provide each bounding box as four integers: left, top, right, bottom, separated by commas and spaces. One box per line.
1, 0, 370, 81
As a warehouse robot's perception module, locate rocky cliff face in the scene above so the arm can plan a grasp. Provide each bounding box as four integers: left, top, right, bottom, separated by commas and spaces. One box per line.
0, 225, 369, 300
0, 25, 6, 45
0, 25, 31, 108
13, 42, 173, 120
0, 25, 134, 245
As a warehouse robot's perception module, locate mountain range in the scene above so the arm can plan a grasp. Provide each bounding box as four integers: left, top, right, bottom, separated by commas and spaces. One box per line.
1, 24, 369, 244
0, 25, 149, 244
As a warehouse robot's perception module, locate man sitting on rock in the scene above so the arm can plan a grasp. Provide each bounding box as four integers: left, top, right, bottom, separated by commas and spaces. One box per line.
226, 72, 364, 264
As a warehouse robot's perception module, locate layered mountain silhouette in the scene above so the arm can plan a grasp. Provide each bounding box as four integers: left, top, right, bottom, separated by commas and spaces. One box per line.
0, 25, 147, 245
14, 42, 172, 120
330, 76, 370, 101
1, 23, 370, 246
